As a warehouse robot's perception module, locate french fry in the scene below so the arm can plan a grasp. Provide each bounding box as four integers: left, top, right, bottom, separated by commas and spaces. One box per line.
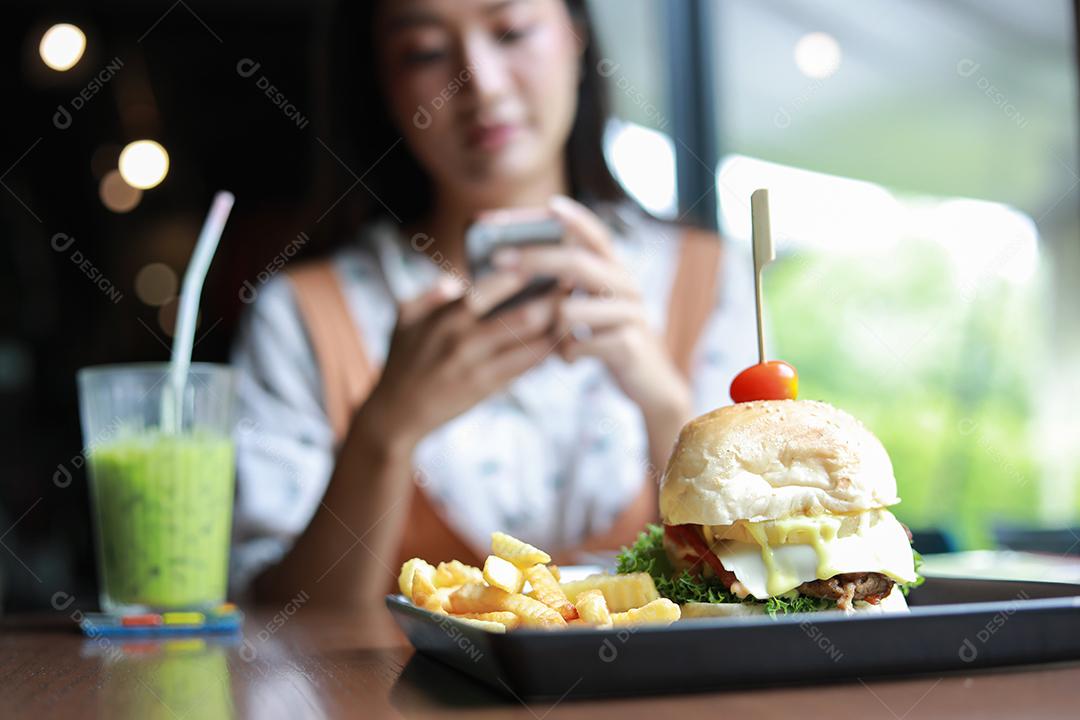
447, 616, 506, 633
403, 529, 681, 633
524, 565, 578, 621
446, 584, 497, 614
435, 560, 484, 587
451, 617, 509, 634
491, 531, 551, 568
433, 586, 458, 611
574, 589, 612, 628
610, 598, 681, 627
454, 611, 521, 630
411, 571, 446, 614
483, 555, 525, 593
398, 557, 437, 599
449, 584, 566, 628
559, 572, 659, 612
502, 593, 568, 629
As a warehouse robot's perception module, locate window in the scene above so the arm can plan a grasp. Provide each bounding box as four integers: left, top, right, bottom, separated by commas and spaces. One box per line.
588, 0, 678, 217
711, 0, 1080, 546
592, 0, 1080, 547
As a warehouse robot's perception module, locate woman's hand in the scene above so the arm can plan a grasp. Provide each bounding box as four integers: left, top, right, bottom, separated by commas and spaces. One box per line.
492, 196, 692, 433
355, 272, 559, 455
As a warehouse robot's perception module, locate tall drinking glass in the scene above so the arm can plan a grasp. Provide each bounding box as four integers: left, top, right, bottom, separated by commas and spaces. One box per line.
78, 363, 236, 613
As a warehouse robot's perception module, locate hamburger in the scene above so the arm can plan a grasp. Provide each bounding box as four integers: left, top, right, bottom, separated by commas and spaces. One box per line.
616, 399, 922, 615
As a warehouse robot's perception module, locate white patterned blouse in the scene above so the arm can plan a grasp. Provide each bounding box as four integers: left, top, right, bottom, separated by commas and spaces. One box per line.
228, 205, 758, 591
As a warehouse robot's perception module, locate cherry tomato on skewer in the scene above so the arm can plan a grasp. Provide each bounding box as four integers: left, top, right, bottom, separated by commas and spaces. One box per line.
730, 360, 798, 403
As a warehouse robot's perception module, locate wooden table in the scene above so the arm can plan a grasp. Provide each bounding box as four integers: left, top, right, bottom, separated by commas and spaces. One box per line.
2, 605, 1079, 719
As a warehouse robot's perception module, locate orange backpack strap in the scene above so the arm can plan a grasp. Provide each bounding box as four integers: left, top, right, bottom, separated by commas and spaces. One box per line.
665, 227, 724, 379
288, 259, 483, 567
287, 262, 377, 443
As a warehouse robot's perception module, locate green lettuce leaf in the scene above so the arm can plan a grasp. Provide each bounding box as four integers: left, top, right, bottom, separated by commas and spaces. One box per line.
762, 592, 834, 616
615, 524, 842, 615
615, 524, 736, 603
900, 549, 926, 596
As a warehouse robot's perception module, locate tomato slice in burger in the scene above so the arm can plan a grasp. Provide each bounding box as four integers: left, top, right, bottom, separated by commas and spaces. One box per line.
666, 524, 737, 589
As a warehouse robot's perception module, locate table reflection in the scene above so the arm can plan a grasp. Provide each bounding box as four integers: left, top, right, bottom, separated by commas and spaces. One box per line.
94, 637, 236, 720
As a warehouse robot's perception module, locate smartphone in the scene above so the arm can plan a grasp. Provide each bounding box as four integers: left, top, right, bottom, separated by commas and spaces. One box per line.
465, 212, 563, 318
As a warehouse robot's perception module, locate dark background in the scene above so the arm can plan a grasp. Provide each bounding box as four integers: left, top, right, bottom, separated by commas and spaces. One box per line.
1, 0, 344, 611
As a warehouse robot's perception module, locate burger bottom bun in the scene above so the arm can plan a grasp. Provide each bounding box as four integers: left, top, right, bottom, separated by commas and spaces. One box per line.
681, 602, 763, 619
679, 585, 910, 619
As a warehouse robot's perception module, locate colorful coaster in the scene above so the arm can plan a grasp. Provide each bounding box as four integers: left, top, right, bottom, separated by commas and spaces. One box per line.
79, 603, 243, 637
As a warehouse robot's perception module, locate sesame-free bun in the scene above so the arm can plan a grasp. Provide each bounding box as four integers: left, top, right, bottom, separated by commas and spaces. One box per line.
659, 400, 899, 526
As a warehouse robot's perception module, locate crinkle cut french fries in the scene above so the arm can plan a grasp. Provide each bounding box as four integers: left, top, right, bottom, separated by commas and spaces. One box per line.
398, 532, 680, 632
611, 598, 681, 626
398, 558, 436, 598
559, 572, 660, 612
449, 583, 566, 628
524, 564, 578, 621
483, 555, 525, 593
575, 589, 613, 628
436, 559, 484, 587
491, 531, 551, 567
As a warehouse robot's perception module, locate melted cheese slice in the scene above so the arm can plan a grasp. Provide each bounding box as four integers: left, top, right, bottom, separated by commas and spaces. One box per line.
709, 510, 917, 600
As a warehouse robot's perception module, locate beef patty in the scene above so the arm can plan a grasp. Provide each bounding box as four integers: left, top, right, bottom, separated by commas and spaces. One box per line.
798, 572, 895, 604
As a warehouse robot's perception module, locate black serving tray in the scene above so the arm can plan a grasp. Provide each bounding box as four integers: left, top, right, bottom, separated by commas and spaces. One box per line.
386, 576, 1080, 699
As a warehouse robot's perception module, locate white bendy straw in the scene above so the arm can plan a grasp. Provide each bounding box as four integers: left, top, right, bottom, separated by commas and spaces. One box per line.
750, 188, 775, 365
162, 191, 235, 434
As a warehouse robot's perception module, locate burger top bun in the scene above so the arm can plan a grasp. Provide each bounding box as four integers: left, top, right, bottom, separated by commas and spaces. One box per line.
659, 399, 899, 526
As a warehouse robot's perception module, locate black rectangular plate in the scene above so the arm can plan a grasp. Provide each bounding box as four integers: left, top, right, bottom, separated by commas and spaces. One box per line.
386, 577, 1080, 699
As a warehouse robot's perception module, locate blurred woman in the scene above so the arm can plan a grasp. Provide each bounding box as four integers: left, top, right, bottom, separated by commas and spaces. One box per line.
231, 0, 756, 606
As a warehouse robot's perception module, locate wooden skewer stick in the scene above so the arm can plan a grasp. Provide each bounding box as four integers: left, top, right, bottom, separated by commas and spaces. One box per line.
750, 189, 775, 366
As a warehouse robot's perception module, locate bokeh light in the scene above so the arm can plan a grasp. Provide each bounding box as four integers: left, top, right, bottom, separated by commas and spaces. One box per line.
118, 140, 170, 189
39, 23, 86, 71
99, 169, 142, 213
794, 32, 842, 79
134, 263, 178, 307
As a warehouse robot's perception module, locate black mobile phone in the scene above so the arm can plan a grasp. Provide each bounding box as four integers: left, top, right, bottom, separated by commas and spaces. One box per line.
465, 214, 563, 318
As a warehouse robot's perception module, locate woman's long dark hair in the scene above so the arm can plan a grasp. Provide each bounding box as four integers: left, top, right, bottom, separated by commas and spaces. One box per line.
315, 0, 631, 251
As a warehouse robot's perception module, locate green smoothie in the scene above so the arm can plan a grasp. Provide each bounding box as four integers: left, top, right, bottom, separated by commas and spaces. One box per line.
88, 432, 235, 611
